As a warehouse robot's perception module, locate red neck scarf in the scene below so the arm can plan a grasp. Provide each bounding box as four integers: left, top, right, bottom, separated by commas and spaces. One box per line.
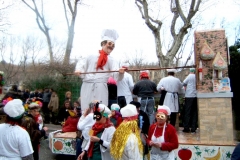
96, 50, 108, 70
88, 119, 113, 158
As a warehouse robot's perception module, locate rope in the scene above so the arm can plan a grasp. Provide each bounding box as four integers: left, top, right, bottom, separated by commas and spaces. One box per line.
65, 65, 196, 75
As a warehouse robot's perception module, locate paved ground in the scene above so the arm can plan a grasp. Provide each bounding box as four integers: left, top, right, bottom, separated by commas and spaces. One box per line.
39, 124, 76, 160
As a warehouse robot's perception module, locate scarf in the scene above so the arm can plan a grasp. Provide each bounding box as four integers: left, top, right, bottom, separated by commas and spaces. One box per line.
88, 119, 113, 158
96, 50, 108, 70
113, 111, 121, 119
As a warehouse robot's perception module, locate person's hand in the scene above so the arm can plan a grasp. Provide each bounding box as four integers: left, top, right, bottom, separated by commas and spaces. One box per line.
149, 141, 161, 148
149, 140, 154, 146
61, 121, 65, 126
108, 114, 112, 118
119, 68, 125, 74
78, 150, 86, 160
83, 108, 90, 117
74, 71, 81, 76
38, 119, 43, 124
90, 136, 100, 142
43, 127, 48, 131
152, 142, 162, 148
156, 142, 162, 148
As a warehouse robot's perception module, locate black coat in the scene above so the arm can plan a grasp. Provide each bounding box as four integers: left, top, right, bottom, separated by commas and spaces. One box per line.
1, 90, 23, 102
231, 143, 240, 160
139, 110, 150, 135
108, 84, 117, 100
58, 107, 70, 122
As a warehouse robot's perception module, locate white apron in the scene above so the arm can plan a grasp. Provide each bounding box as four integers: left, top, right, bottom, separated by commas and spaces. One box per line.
150, 123, 175, 160
163, 92, 179, 113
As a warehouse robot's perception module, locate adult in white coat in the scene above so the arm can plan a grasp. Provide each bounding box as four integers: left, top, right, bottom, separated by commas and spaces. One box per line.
78, 103, 115, 160
116, 63, 134, 108
182, 68, 198, 133
110, 104, 143, 160
156, 69, 183, 127
75, 29, 125, 113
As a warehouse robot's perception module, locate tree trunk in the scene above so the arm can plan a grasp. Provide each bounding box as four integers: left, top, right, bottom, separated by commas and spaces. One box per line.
63, 0, 79, 66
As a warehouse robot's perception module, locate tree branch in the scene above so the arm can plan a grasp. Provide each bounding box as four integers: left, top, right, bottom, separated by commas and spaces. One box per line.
170, 12, 178, 37
135, 0, 158, 32
63, 0, 70, 30
175, 0, 187, 24
67, 0, 74, 14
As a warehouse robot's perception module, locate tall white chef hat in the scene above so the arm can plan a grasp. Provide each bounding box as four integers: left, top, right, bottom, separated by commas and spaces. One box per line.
166, 68, 177, 73
121, 63, 129, 68
101, 29, 119, 43
190, 68, 196, 72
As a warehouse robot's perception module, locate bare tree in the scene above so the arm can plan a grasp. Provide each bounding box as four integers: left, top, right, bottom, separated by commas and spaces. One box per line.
0, 0, 12, 33
22, 0, 82, 67
124, 50, 146, 68
123, 50, 161, 83
0, 37, 22, 84
135, 0, 203, 77
20, 36, 44, 79
233, 0, 240, 6
62, 0, 81, 66
22, 0, 54, 63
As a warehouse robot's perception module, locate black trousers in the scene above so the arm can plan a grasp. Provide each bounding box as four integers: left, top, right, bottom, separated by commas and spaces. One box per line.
183, 97, 198, 131
170, 112, 177, 126
159, 90, 167, 105
42, 102, 50, 123
117, 96, 127, 109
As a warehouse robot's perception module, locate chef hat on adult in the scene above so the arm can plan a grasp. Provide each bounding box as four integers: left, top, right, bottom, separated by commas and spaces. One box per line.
4, 99, 25, 119
98, 103, 111, 117
121, 63, 129, 69
190, 68, 195, 72
120, 104, 138, 121
101, 29, 119, 43
166, 68, 177, 73
111, 103, 120, 111
157, 105, 171, 116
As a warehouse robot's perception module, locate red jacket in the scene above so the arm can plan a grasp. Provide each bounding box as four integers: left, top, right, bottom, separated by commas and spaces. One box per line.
62, 116, 79, 132
147, 123, 179, 151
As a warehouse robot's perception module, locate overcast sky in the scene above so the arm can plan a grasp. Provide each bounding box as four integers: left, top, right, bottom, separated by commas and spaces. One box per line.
3, 0, 240, 64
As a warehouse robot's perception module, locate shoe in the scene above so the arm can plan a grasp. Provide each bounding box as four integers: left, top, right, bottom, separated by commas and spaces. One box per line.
191, 129, 196, 134
182, 129, 190, 133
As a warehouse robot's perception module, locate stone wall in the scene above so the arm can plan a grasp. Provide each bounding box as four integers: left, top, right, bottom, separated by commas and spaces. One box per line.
198, 97, 234, 145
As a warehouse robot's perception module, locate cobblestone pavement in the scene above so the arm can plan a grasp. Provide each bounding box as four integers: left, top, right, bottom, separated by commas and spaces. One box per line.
39, 124, 76, 160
